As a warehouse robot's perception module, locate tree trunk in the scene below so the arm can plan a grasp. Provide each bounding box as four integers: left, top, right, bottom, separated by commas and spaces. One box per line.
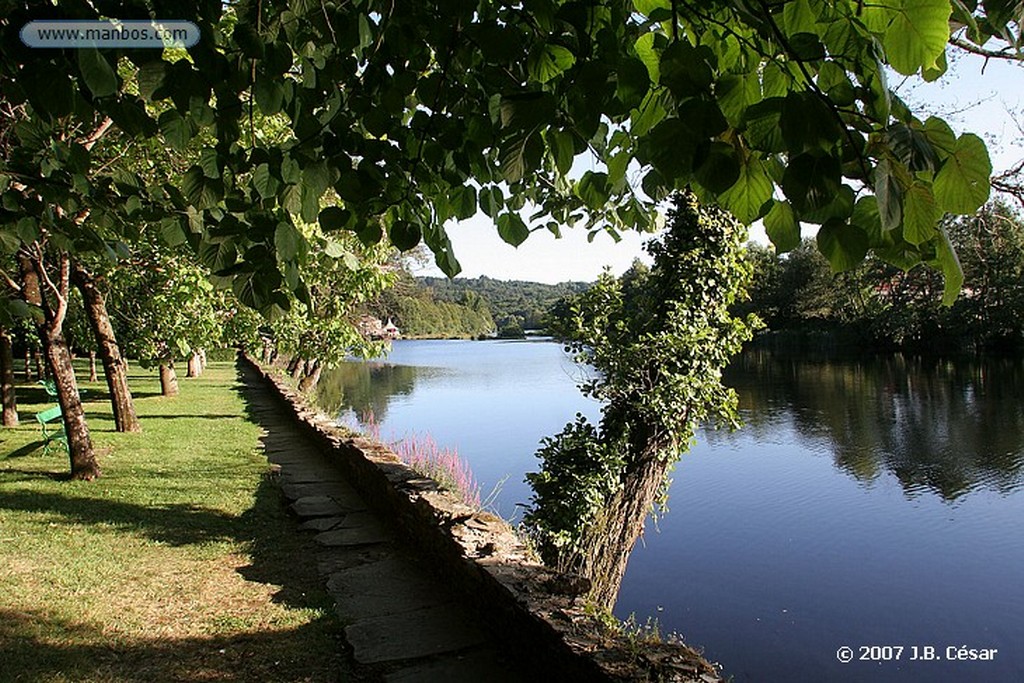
24, 348, 32, 380
199, 348, 206, 371
186, 352, 202, 377
577, 450, 674, 609
71, 262, 141, 433
290, 357, 305, 380
46, 331, 99, 479
34, 350, 44, 379
298, 360, 322, 392
20, 251, 100, 479
1, 328, 18, 427
159, 359, 179, 397
88, 351, 98, 382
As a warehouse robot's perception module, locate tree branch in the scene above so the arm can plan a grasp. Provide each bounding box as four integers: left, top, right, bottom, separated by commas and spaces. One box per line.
949, 36, 1024, 63
80, 117, 114, 151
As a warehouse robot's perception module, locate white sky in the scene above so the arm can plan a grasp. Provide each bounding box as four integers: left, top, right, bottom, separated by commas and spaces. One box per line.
415, 51, 1024, 285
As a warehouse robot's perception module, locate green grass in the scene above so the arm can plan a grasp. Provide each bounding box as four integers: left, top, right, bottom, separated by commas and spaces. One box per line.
0, 360, 357, 682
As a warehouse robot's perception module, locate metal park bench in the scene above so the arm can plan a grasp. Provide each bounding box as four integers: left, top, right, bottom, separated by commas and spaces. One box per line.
34, 379, 86, 455
36, 404, 67, 455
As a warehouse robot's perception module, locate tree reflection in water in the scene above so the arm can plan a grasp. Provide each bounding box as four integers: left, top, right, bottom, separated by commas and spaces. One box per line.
314, 361, 420, 424
716, 351, 1024, 501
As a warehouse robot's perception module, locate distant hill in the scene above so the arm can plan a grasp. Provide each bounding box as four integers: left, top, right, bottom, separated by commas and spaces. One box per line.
418, 276, 590, 335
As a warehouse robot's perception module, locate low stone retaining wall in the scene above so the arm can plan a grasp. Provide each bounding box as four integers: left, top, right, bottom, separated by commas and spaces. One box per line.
243, 354, 722, 682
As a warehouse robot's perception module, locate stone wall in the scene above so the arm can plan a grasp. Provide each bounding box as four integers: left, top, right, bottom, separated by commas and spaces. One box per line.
242, 354, 722, 683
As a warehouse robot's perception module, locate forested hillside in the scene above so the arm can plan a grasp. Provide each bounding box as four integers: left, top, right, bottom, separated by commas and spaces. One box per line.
367, 273, 495, 339
419, 276, 589, 336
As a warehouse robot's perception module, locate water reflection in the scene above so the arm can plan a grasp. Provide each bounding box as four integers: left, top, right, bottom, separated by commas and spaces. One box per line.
720, 351, 1024, 500
315, 361, 424, 423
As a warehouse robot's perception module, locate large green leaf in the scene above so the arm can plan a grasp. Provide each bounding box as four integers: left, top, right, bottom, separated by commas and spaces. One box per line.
318, 206, 350, 231
479, 186, 504, 218
615, 57, 650, 110
902, 181, 941, 245
883, 0, 952, 75
252, 163, 280, 199
640, 118, 697, 180
932, 224, 964, 306
254, 78, 285, 115
78, 48, 117, 98
817, 219, 868, 272
159, 110, 196, 151
449, 185, 477, 220
933, 134, 991, 214
527, 43, 575, 83
719, 156, 772, 224
659, 41, 713, 98
874, 158, 904, 231
497, 212, 530, 247
181, 166, 223, 209
575, 172, 610, 211
764, 200, 801, 252
781, 152, 841, 213
274, 222, 301, 261
389, 220, 422, 251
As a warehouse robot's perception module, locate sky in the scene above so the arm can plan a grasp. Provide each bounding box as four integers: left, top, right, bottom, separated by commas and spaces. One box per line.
415, 50, 1024, 285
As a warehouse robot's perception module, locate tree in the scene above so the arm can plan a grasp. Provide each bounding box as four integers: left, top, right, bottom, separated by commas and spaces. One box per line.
267, 223, 395, 386
106, 245, 226, 397
16, 245, 100, 478
2, 0, 1016, 323
0, 315, 17, 426
70, 259, 140, 431
525, 193, 758, 607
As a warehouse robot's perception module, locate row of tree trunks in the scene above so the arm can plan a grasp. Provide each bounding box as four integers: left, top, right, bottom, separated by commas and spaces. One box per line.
70, 261, 140, 433
1, 327, 17, 427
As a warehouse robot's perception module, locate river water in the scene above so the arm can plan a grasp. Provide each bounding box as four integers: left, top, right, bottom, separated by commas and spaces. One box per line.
315, 339, 1024, 682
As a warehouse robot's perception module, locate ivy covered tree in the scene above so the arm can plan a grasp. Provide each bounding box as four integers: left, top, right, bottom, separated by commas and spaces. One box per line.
525, 193, 759, 607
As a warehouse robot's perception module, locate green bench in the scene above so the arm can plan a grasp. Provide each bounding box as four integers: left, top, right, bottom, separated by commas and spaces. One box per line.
36, 404, 67, 455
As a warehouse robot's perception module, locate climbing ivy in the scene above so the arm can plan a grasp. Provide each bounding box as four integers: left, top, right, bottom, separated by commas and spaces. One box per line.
525, 193, 758, 588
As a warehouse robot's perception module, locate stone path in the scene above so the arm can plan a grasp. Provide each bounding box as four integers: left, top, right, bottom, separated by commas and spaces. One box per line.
238, 365, 530, 682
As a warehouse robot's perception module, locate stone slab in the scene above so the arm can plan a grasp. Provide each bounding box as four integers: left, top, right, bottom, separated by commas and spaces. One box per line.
277, 466, 349, 485
345, 604, 489, 664
299, 516, 346, 532
384, 649, 529, 683
292, 495, 346, 518
317, 546, 393, 575
279, 480, 348, 501
326, 556, 448, 621
316, 523, 390, 547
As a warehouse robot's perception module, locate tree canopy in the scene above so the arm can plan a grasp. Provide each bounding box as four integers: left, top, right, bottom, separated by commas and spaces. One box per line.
2, 0, 1021, 318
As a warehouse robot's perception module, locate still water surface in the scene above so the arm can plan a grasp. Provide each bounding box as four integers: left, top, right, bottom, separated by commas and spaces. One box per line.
316, 339, 1024, 682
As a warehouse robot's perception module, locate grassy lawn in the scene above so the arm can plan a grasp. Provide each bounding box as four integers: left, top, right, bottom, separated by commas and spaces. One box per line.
0, 360, 354, 682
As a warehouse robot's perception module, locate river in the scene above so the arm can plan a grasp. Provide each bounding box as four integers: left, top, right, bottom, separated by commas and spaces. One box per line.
314, 339, 1024, 682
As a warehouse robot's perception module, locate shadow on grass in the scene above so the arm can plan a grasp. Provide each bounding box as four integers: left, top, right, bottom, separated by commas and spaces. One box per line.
0, 489, 240, 546
0, 607, 359, 683
2, 440, 45, 459
0, 360, 374, 681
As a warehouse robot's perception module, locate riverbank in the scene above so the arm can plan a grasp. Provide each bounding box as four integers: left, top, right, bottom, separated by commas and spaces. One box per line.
0, 362, 358, 681
253, 353, 723, 682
